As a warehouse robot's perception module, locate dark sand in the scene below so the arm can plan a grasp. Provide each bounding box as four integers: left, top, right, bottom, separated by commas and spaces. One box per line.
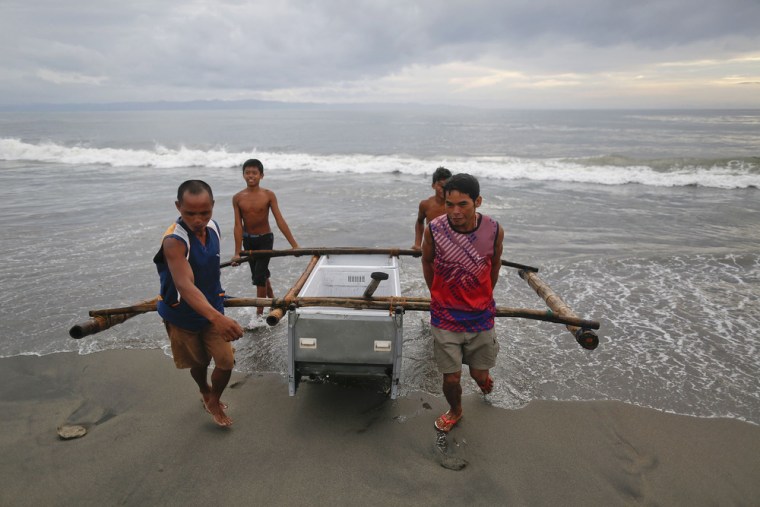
1, 349, 759, 506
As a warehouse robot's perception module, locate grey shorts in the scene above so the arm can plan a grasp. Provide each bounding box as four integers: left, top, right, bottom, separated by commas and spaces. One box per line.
432, 327, 499, 374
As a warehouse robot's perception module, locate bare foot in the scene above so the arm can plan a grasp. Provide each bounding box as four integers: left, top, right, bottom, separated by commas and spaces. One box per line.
201, 395, 228, 411
203, 398, 233, 427
477, 375, 494, 395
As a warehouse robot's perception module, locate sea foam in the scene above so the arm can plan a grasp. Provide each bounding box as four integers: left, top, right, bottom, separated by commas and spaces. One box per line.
1, 138, 758, 189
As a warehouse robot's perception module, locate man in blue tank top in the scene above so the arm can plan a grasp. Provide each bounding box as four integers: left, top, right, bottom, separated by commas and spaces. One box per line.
154, 180, 243, 427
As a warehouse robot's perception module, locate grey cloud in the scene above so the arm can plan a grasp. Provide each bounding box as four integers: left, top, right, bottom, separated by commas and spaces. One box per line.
1, 0, 759, 105
161, 0, 760, 86
417, 0, 760, 49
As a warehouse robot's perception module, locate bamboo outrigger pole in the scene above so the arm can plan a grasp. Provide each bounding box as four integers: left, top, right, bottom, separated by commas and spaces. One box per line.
265, 255, 320, 326
518, 269, 599, 350
222, 247, 540, 273
501, 259, 539, 272
221, 247, 422, 268
69, 297, 158, 339
231, 297, 599, 330
70, 249, 592, 342
81, 296, 600, 331
242, 247, 422, 258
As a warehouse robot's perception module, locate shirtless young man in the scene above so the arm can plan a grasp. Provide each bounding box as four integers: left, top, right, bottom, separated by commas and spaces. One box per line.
412, 167, 452, 250
232, 159, 299, 319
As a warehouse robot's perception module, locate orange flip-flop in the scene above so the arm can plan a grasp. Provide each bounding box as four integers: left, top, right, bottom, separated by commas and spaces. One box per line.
434, 411, 463, 432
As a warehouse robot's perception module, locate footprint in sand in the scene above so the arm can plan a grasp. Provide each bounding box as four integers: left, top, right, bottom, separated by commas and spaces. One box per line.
435, 431, 468, 471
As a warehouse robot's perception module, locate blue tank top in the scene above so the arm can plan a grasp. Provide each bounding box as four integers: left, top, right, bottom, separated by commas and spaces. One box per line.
154, 218, 225, 331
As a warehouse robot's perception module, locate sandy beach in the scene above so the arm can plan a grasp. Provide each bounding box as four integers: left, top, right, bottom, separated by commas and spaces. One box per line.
1, 349, 758, 506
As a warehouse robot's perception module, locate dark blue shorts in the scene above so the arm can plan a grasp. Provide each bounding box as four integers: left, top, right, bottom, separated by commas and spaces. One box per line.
243, 232, 274, 286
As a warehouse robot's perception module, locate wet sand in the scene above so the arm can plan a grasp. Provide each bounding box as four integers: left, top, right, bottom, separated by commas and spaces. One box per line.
1, 349, 759, 506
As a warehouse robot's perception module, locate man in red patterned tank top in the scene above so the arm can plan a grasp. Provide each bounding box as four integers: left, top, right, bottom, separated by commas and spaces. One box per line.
421, 173, 504, 433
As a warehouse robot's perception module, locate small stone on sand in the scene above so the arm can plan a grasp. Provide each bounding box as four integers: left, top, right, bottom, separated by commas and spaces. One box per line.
57, 424, 87, 440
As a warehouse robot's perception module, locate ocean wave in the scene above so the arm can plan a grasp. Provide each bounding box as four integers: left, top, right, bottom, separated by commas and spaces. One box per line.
1, 138, 758, 189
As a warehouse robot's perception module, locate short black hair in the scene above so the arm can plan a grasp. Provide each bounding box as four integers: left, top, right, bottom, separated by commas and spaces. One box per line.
444, 173, 480, 201
177, 179, 213, 203
243, 158, 264, 174
432, 166, 452, 184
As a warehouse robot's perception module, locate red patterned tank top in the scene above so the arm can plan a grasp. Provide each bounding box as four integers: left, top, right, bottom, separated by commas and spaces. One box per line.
428, 213, 499, 332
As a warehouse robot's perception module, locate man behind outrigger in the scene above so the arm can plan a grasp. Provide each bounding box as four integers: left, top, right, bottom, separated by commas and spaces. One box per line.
412, 166, 451, 250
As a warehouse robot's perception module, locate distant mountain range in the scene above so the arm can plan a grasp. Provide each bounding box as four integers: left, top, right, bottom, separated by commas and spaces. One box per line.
0, 99, 467, 113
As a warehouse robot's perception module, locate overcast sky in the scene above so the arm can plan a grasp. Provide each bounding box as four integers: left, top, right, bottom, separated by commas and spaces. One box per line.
2, 0, 759, 109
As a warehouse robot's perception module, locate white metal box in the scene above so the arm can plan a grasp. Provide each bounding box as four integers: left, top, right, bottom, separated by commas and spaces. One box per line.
287, 254, 404, 398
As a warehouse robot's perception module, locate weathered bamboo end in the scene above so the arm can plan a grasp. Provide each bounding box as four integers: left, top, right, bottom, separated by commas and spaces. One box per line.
518, 269, 599, 350
70, 312, 141, 339
266, 255, 320, 326
76, 297, 160, 339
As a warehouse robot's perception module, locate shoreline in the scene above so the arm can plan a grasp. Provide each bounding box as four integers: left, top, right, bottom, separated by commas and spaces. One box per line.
2, 349, 759, 505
